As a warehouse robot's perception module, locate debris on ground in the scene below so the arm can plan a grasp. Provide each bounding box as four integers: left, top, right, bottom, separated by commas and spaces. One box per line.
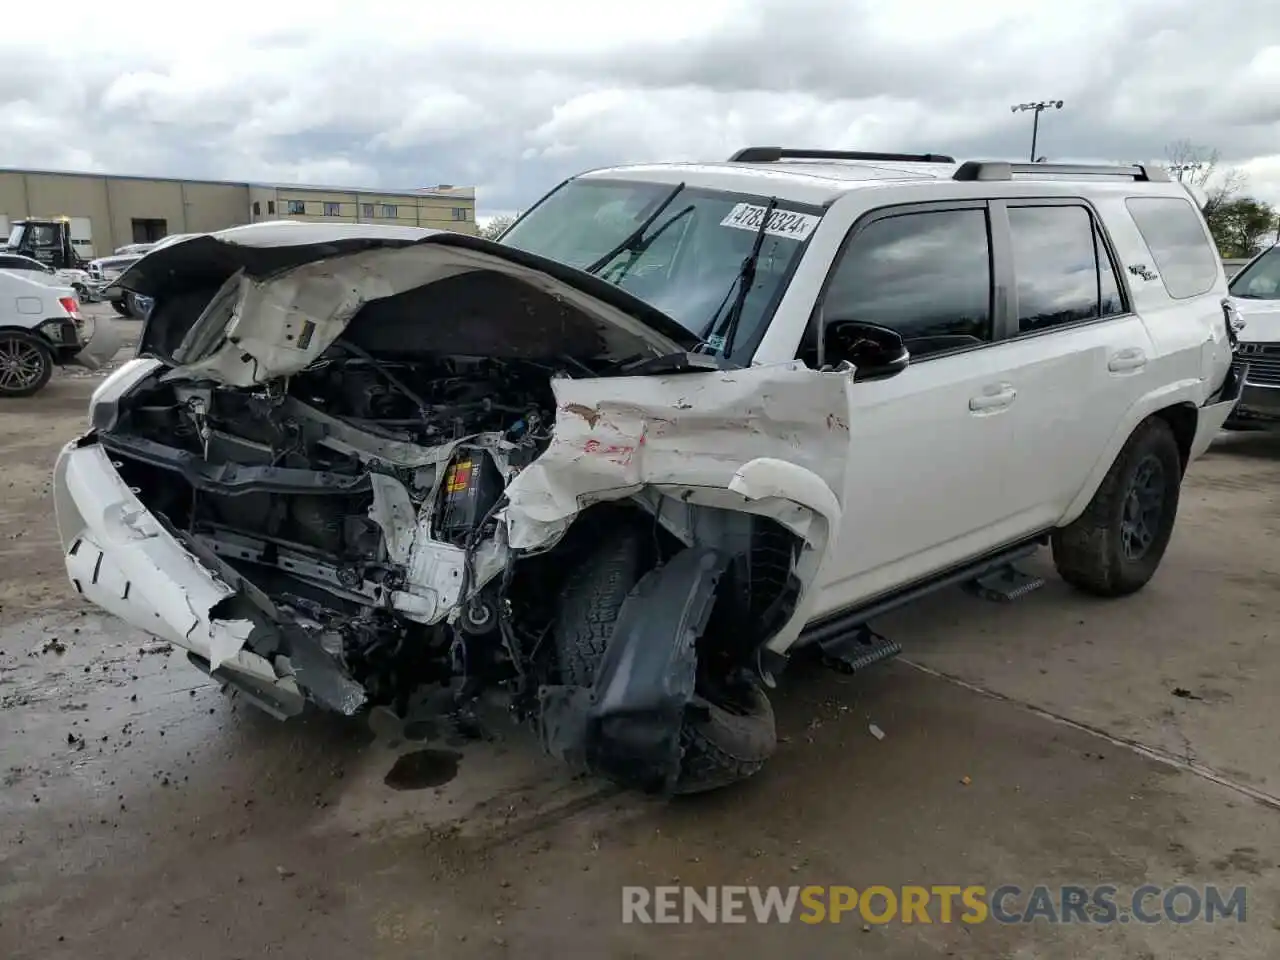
138, 642, 173, 656
868, 723, 886, 741
40, 638, 67, 655
1172, 687, 1204, 701
960, 775, 972, 786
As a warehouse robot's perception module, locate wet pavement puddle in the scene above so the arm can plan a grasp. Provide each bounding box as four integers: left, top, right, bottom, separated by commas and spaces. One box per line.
383, 748, 462, 790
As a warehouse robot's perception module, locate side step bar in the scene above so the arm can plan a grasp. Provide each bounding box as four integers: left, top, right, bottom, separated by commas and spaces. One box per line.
780, 536, 1049, 677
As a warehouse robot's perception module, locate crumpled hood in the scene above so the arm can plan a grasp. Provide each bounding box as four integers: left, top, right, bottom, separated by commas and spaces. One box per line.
122, 222, 699, 383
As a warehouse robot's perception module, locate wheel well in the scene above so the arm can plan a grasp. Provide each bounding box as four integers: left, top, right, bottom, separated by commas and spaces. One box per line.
1151, 402, 1197, 471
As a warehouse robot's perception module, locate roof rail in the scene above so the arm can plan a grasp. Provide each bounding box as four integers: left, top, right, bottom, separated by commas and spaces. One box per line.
730, 147, 957, 164
952, 161, 1171, 183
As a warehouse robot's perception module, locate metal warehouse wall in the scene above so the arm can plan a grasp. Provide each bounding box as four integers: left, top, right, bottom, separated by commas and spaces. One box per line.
0, 170, 249, 254
4, 170, 480, 252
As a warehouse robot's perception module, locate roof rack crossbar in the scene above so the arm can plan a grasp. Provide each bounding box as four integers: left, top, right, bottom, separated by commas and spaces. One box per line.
952, 161, 1171, 183
730, 147, 957, 164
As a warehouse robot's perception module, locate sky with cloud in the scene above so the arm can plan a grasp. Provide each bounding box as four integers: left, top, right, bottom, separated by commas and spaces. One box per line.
3, 0, 1279, 221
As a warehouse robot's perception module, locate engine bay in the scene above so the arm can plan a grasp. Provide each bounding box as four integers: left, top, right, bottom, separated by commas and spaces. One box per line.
99, 347, 581, 714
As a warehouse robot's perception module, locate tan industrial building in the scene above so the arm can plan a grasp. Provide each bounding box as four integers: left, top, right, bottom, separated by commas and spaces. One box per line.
0, 168, 477, 259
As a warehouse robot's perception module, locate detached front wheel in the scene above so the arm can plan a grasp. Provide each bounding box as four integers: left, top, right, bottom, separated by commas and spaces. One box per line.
0, 332, 53, 398
553, 528, 777, 793
675, 675, 776, 794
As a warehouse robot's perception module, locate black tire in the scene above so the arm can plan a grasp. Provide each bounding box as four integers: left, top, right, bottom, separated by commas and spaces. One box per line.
0, 331, 54, 398
553, 525, 647, 687
110, 298, 131, 317
1052, 417, 1182, 597
554, 534, 777, 792
674, 677, 776, 795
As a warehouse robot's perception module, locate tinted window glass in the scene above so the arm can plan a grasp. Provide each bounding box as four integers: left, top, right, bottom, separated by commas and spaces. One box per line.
1008, 205, 1121, 332
1125, 196, 1219, 299
0, 255, 44, 272
1228, 245, 1280, 300
822, 209, 992, 357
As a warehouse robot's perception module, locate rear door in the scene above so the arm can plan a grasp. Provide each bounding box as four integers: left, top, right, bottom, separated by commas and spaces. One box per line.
988, 199, 1158, 530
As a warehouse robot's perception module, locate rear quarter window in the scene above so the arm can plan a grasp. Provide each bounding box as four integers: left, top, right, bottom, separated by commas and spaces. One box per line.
1124, 196, 1220, 299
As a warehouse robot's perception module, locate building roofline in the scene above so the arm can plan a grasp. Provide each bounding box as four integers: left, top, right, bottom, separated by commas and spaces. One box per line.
0, 166, 474, 200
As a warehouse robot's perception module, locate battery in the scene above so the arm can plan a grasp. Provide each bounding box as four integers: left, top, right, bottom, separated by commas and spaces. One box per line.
435, 449, 503, 545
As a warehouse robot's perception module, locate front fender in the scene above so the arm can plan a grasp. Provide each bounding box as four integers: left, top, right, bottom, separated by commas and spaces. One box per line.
727, 457, 841, 656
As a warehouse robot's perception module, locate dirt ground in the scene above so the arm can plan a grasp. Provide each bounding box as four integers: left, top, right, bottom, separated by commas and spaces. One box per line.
2, 305, 1278, 959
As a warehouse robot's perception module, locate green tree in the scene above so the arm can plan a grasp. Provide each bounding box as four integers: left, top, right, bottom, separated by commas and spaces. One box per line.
1206, 197, 1278, 258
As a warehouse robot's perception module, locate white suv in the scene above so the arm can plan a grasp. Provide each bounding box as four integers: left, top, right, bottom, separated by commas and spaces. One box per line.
52, 149, 1241, 794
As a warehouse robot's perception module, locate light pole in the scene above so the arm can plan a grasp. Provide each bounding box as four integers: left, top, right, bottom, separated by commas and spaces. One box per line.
1010, 100, 1063, 162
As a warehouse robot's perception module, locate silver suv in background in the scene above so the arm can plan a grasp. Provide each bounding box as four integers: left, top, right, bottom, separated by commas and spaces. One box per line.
1225, 243, 1280, 429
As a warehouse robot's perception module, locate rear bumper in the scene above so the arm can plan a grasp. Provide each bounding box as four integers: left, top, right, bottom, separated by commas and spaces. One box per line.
1189, 361, 1248, 459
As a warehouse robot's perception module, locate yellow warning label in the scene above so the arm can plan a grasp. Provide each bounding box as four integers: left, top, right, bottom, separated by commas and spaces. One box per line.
446, 461, 472, 494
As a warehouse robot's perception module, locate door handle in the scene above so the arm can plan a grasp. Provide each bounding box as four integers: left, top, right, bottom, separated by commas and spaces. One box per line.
969, 383, 1017, 412
1108, 348, 1147, 373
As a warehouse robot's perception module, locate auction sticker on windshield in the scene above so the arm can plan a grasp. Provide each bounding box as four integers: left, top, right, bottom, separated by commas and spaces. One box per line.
720, 204, 820, 241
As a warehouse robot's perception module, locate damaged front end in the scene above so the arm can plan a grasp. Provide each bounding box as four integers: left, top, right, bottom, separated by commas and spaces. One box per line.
53, 224, 848, 792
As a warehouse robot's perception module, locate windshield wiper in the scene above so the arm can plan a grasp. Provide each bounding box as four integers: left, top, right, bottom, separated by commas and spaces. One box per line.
601, 204, 695, 285
700, 197, 778, 358
583, 182, 685, 275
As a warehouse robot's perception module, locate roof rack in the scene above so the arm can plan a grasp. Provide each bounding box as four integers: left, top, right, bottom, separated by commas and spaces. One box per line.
729, 147, 957, 164
952, 161, 1170, 183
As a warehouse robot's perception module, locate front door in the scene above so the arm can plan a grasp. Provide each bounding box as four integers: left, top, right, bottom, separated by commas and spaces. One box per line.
810, 203, 1027, 617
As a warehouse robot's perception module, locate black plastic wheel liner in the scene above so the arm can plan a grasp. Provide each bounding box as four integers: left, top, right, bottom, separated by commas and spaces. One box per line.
538, 546, 730, 794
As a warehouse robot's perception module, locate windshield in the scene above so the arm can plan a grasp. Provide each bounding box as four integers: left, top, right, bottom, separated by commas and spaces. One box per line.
5, 224, 21, 248
500, 179, 821, 360
1229, 245, 1280, 300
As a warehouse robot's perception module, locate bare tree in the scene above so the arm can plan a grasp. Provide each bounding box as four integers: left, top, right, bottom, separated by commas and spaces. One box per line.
1162, 139, 1245, 219
479, 215, 515, 241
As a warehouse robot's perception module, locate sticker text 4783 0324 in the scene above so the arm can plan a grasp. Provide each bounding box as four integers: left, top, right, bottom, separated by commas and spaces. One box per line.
720, 203, 821, 241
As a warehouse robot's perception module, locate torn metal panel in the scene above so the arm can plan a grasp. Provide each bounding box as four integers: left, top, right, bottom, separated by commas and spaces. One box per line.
504, 360, 849, 550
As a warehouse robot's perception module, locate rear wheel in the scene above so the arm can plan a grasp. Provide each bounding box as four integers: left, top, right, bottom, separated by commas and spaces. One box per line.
1052, 417, 1182, 597
110, 298, 131, 317
554, 529, 777, 792
0, 332, 53, 398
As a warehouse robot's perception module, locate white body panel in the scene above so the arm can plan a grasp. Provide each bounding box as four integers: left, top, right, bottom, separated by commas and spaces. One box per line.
52, 160, 1239, 688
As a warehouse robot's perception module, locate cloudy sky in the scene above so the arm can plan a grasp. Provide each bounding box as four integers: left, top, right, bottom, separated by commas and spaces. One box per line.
3, 0, 1279, 221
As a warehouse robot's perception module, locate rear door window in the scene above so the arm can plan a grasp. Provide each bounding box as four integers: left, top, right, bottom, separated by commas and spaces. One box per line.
1124, 196, 1220, 299
1006, 205, 1126, 333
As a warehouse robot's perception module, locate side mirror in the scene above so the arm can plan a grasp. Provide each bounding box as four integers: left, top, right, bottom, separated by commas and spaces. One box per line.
823, 320, 910, 382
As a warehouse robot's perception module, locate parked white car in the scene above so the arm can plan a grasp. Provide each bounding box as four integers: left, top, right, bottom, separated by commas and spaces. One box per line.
52, 149, 1240, 793
1224, 243, 1280, 429
0, 265, 120, 396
